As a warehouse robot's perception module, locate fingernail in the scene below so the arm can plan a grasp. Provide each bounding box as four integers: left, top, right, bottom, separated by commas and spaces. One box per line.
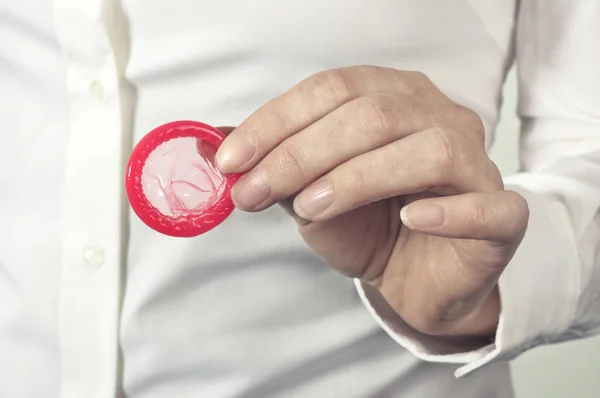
232, 169, 271, 210
401, 203, 444, 229
294, 180, 333, 219
215, 132, 255, 172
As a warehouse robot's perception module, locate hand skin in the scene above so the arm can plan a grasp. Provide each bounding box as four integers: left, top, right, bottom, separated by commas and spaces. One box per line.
215, 66, 529, 338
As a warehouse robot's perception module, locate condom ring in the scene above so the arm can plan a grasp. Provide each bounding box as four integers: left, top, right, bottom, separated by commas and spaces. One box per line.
126, 120, 240, 237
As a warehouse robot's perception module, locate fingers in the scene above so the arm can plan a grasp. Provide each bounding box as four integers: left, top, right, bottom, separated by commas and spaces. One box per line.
215, 67, 430, 173
194, 126, 236, 168
232, 127, 498, 214
400, 190, 530, 243
228, 91, 452, 210
287, 128, 502, 220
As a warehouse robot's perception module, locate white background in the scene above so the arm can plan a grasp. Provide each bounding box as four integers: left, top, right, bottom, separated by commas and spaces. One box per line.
491, 69, 600, 398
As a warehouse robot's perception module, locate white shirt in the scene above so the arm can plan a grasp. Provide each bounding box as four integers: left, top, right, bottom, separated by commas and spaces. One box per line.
1, 0, 599, 397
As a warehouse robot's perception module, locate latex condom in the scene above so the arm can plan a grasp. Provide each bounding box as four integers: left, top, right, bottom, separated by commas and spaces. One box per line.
126, 121, 240, 237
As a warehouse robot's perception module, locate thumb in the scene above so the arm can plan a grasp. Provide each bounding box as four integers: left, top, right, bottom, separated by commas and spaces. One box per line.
396, 190, 529, 336
196, 126, 237, 167
400, 190, 529, 244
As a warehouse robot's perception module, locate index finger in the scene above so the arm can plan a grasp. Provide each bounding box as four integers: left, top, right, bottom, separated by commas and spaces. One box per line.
215, 66, 412, 173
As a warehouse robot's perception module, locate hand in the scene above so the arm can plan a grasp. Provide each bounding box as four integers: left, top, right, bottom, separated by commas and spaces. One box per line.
215, 66, 529, 337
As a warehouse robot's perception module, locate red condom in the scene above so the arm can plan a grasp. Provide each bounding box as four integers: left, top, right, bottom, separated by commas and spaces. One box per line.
126, 121, 240, 237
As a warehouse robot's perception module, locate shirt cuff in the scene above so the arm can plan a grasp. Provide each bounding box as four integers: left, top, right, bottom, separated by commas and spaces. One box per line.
355, 177, 580, 378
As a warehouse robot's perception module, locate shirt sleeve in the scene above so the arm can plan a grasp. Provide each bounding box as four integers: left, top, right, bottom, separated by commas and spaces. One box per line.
355, 0, 600, 378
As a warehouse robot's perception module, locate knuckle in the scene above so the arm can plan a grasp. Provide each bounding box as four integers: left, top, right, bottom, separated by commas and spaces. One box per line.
430, 128, 455, 163
485, 159, 504, 190
342, 162, 371, 195
312, 68, 354, 103
506, 190, 530, 236
470, 190, 530, 243
470, 200, 492, 228
400, 70, 436, 97
268, 105, 296, 134
406, 70, 431, 86
354, 94, 395, 134
353, 64, 382, 75
383, 148, 406, 182
272, 142, 310, 180
424, 128, 460, 183
399, 70, 426, 89
456, 105, 486, 143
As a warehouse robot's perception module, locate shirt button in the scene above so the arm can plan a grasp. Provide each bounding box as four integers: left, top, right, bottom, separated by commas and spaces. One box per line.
83, 246, 105, 268
89, 79, 105, 101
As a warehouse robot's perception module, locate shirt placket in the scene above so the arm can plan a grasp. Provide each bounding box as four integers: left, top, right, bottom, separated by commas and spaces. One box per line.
53, 0, 126, 396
